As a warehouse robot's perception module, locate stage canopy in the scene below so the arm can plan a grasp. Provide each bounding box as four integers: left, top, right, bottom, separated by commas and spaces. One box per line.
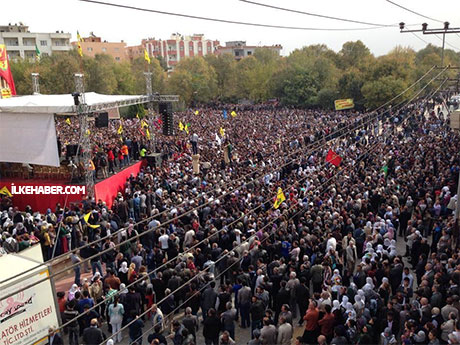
0, 92, 143, 167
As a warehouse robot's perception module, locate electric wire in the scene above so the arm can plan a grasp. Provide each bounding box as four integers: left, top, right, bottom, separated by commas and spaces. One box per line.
385, 0, 444, 24
79, 0, 400, 32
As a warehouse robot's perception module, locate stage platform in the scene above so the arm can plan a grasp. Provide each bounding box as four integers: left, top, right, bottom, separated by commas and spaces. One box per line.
1, 160, 145, 212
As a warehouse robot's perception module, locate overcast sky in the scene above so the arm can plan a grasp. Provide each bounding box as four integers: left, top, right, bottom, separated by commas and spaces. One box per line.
5, 0, 460, 56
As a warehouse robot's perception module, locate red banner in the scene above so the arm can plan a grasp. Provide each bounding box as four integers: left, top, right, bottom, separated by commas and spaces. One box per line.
326, 149, 342, 167
0, 44, 16, 95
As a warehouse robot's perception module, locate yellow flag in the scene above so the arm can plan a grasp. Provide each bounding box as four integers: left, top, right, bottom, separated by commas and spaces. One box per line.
194, 110, 199, 115
117, 124, 123, 134
136, 113, 140, 119
65, 118, 71, 125
141, 119, 149, 129
179, 121, 184, 131
146, 128, 151, 140
231, 110, 237, 118
77, 42, 83, 57
86, 129, 91, 136
0, 186, 12, 197
77, 31, 82, 42
273, 187, 286, 209
185, 123, 190, 134
83, 212, 100, 229
144, 49, 151, 64
219, 127, 225, 137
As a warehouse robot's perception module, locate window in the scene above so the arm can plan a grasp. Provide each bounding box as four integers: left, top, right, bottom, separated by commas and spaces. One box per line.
198, 46, 202, 51
115, 57, 120, 61
87, 47, 93, 52
180, 46, 184, 51
102, 47, 107, 52
40, 40, 47, 46
114, 47, 119, 52
235, 51, 240, 56
247, 51, 252, 56
207, 46, 211, 52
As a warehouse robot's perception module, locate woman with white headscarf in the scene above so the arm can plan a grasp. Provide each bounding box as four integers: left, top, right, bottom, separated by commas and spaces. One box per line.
341, 295, 349, 310
353, 295, 364, 317
68, 284, 79, 301
345, 302, 356, 322
118, 261, 129, 285
331, 300, 340, 313
365, 277, 375, 290
331, 269, 342, 299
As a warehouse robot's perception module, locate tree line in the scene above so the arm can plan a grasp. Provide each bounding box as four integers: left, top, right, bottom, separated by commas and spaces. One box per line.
10, 40, 460, 110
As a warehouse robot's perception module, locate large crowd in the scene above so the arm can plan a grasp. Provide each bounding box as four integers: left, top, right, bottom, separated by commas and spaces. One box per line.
1, 100, 460, 345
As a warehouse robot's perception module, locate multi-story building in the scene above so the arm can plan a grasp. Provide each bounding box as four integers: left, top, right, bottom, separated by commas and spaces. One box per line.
71, 33, 127, 62
0, 23, 71, 60
216, 41, 282, 60
126, 33, 220, 70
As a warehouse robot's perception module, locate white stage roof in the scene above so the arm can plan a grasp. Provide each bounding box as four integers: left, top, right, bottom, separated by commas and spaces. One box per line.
0, 92, 142, 114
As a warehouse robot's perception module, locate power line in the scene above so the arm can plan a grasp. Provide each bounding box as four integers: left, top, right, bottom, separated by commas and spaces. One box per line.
411, 32, 431, 45
434, 34, 460, 51
239, 0, 395, 27
385, 0, 444, 24
79, 0, 396, 31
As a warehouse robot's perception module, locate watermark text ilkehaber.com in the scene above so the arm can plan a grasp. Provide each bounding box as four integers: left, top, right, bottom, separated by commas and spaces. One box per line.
10, 184, 85, 195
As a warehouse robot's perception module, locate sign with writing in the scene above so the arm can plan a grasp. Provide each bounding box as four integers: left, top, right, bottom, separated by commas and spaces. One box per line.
0, 246, 59, 345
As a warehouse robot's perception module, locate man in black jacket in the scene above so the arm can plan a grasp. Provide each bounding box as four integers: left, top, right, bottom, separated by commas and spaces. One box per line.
82, 319, 105, 345
203, 308, 221, 345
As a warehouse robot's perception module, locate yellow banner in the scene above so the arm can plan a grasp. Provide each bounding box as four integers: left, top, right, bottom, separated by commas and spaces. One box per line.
334, 98, 354, 110
1, 87, 12, 98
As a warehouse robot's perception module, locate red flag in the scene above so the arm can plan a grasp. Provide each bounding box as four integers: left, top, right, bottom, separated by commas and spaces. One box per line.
0, 45, 16, 95
326, 149, 342, 167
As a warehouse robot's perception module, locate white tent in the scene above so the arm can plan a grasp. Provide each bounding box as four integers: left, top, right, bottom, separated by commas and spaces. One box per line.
0, 93, 143, 167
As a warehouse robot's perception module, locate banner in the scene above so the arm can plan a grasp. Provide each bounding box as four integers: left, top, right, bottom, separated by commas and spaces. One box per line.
1, 87, 12, 98
0, 44, 16, 96
334, 99, 354, 110
0, 245, 59, 345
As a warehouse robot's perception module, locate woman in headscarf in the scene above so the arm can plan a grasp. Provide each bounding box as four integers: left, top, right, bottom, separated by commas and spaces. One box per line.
345, 302, 356, 323
353, 295, 365, 318
365, 277, 375, 290
330, 269, 342, 300
68, 284, 79, 301
378, 277, 391, 305
118, 261, 129, 285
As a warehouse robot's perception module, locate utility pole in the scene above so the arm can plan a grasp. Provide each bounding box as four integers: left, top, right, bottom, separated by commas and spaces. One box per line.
399, 22, 460, 66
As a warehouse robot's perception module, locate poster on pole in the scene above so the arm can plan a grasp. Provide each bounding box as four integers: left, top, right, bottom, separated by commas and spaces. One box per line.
334, 98, 354, 110
0, 246, 59, 345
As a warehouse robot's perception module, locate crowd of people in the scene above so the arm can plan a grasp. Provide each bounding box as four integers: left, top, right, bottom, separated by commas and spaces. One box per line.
1, 100, 460, 345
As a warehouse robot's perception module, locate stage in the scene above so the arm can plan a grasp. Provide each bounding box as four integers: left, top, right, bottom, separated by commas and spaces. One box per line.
1, 160, 145, 212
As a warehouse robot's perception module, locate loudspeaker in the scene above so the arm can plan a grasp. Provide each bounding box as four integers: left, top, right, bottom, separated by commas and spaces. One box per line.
159, 102, 173, 136
145, 153, 162, 168
95, 112, 109, 128
66, 144, 78, 158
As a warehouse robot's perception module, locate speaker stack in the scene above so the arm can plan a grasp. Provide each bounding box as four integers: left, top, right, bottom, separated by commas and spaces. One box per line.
95, 112, 109, 128
159, 102, 173, 136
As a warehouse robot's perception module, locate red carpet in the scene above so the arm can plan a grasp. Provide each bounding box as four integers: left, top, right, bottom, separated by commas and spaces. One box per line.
94, 160, 145, 209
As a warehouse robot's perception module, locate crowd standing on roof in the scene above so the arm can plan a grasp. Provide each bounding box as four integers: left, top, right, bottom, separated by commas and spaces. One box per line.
1, 101, 460, 345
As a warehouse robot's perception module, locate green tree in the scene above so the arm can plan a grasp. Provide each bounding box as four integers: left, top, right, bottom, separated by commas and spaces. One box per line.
361, 75, 407, 109
205, 53, 238, 101
167, 57, 217, 105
